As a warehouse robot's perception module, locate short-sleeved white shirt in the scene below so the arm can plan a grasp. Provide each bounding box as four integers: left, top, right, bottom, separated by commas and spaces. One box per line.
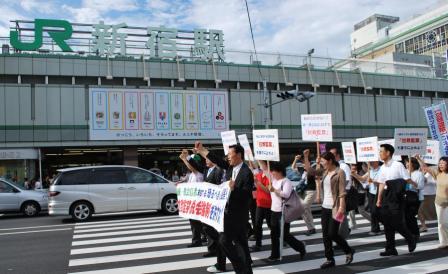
377, 160, 410, 186
339, 160, 352, 190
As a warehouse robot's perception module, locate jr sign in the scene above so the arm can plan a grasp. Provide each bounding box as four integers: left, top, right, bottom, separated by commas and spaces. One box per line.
10, 19, 73, 51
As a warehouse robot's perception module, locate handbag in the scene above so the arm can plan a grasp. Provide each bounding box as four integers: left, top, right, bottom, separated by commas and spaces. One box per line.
345, 185, 358, 212
281, 180, 305, 223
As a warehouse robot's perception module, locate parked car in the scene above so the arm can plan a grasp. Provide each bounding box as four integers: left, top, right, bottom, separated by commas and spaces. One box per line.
48, 165, 178, 221
0, 178, 48, 217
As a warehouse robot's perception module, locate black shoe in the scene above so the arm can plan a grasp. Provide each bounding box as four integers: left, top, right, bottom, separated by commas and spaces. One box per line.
187, 242, 202, 248
203, 252, 217, 257
408, 238, 417, 253
305, 229, 316, 236
248, 234, 256, 241
346, 249, 355, 265
300, 247, 307, 260
380, 249, 398, 256
202, 237, 208, 243
267, 256, 280, 262
249, 245, 261, 252
320, 260, 335, 269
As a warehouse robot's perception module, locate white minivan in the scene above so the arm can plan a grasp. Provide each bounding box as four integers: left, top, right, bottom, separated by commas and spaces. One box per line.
48, 165, 178, 221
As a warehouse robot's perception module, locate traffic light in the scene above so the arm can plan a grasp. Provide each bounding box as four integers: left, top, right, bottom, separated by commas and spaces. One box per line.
276, 90, 315, 102
276, 90, 296, 100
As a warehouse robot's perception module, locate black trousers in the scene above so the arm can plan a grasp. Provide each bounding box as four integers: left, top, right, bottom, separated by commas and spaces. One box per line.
189, 219, 202, 245
321, 208, 353, 261
368, 193, 381, 232
254, 206, 271, 247
218, 214, 253, 274
405, 192, 421, 238
203, 223, 219, 253
381, 206, 415, 251
270, 211, 305, 259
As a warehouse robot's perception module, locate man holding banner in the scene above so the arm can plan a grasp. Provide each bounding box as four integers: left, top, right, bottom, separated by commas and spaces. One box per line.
195, 142, 254, 274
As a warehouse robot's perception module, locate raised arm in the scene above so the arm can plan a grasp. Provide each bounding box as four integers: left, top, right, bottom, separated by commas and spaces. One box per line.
415, 155, 438, 179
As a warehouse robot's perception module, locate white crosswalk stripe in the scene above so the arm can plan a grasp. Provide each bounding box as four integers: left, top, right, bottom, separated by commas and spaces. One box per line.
67, 215, 445, 274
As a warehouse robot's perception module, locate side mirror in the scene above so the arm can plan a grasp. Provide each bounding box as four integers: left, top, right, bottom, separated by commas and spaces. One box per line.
13, 188, 20, 193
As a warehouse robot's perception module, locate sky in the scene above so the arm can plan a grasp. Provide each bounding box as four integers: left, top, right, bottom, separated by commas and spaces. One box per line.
0, 0, 443, 58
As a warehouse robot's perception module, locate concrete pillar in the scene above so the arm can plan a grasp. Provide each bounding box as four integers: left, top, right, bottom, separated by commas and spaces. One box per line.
72, 76, 76, 85
236, 81, 240, 90
45, 76, 48, 85
408, 90, 411, 97
347, 86, 351, 94
18, 75, 21, 84
171, 79, 175, 87
98, 77, 101, 86
215, 81, 219, 89
379, 88, 383, 95
331, 86, 335, 93
123, 147, 138, 166
257, 82, 261, 90
123, 77, 127, 86
276, 83, 280, 91
193, 80, 197, 88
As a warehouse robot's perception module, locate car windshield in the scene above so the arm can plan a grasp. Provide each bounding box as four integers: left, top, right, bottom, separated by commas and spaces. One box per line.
0, 178, 25, 190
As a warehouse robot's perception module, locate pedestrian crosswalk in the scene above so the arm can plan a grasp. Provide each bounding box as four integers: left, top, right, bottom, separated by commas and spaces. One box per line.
67, 214, 446, 274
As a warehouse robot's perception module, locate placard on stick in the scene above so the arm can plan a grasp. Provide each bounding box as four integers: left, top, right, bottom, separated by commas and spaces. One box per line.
253, 129, 280, 161
220, 130, 237, 155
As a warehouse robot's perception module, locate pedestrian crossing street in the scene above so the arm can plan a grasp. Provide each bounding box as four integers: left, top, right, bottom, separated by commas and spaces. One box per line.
67, 214, 447, 274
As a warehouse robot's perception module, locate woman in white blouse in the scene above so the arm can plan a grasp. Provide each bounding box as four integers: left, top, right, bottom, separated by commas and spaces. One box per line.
267, 162, 306, 262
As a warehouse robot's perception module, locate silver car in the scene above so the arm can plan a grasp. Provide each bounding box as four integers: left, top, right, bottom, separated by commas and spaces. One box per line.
0, 178, 48, 217
48, 165, 178, 222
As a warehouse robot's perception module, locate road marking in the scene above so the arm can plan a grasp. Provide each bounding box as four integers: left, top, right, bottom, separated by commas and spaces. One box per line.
0, 228, 73, 236
360, 256, 448, 273
0, 223, 75, 231
68, 227, 438, 267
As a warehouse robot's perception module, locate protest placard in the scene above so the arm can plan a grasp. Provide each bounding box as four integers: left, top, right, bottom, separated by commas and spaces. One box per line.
238, 134, 255, 161
356, 137, 379, 162
394, 128, 427, 156
301, 114, 333, 142
341, 142, 357, 164
422, 140, 440, 165
177, 182, 230, 232
220, 130, 237, 155
253, 129, 280, 161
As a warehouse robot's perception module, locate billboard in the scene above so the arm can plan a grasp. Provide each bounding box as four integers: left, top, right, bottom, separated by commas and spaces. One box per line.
89, 88, 229, 140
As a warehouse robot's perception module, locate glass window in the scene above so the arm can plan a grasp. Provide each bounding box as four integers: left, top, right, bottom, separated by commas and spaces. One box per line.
0, 181, 15, 193
92, 169, 126, 184
125, 168, 155, 184
58, 170, 92, 185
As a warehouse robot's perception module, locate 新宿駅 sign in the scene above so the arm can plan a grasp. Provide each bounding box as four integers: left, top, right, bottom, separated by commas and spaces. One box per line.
9, 18, 225, 61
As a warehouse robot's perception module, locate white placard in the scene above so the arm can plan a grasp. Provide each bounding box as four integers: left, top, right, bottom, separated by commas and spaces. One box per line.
422, 140, 441, 165
394, 128, 428, 156
378, 139, 402, 161
341, 142, 357, 164
89, 88, 229, 140
356, 137, 379, 162
177, 182, 230, 233
253, 129, 280, 161
221, 130, 237, 155
238, 134, 255, 161
301, 114, 333, 142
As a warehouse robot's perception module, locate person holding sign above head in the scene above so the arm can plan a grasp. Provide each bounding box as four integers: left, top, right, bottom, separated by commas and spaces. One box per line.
195, 142, 253, 274
300, 149, 319, 236
178, 149, 205, 248
315, 152, 355, 269
415, 155, 448, 249
266, 162, 306, 262
376, 144, 417, 256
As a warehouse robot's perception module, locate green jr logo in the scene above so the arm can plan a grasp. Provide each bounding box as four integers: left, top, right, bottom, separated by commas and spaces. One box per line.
10, 19, 73, 52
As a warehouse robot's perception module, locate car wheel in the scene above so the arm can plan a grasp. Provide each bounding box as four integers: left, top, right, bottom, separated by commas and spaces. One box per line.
21, 201, 40, 217
161, 195, 178, 215
71, 201, 93, 222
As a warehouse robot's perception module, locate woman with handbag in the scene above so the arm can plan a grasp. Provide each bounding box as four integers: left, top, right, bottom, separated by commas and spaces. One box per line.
315, 152, 355, 269
267, 162, 306, 262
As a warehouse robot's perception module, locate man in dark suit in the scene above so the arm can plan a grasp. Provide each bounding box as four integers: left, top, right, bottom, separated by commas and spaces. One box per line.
196, 142, 253, 274
202, 157, 224, 257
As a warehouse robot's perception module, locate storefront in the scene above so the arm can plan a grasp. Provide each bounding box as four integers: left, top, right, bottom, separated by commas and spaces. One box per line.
0, 148, 40, 185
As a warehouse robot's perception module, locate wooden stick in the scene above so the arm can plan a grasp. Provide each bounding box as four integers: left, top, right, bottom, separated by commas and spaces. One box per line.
267, 160, 271, 188
316, 141, 320, 158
